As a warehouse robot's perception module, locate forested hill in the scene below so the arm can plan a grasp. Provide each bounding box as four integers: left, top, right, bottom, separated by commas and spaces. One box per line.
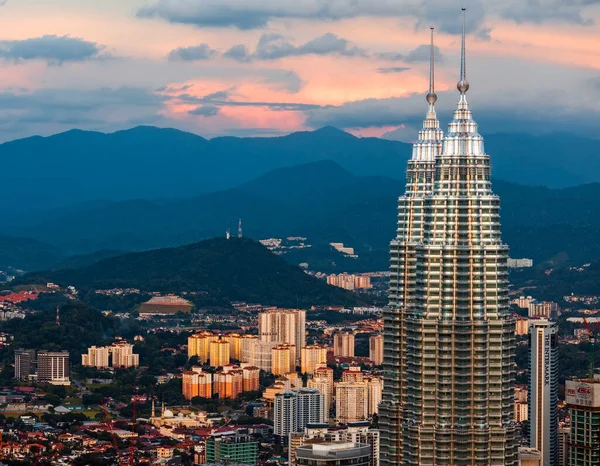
17, 238, 366, 308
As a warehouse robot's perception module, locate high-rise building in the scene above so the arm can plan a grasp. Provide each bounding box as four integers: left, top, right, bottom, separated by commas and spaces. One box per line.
342, 366, 364, 384
274, 389, 326, 442
182, 367, 213, 400
222, 333, 244, 361
528, 320, 558, 466
82, 346, 110, 368
14, 349, 35, 381
365, 377, 383, 416
110, 341, 139, 368
243, 340, 276, 372
272, 345, 295, 376
37, 351, 70, 385
379, 17, 519, 466
289, 423, 380, 466
369, 334, 383, 365
82, 341, 139, 369
206, 428, 259, 466
301, 345, 328, 374
566, 377, 600, 466
259, 309, 306, 364
516, 316, 530, 336
309, 364, 334, 412
336, 382, 368, 423
241, 363, 260, 392
295, 443, 371, 466
333, 332, 355, 358
519, 448, 542, 466
209, 340, 231, 368
214, 364, 243, 399
188, 332, 218, 363
557, 425, 570, 466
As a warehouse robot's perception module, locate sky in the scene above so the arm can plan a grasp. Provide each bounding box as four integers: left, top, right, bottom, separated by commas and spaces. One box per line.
0, 0, 599, 142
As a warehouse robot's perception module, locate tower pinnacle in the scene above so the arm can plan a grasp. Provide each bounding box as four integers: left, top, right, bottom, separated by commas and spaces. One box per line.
426, 27, 437, 105
457, 7, 470, 94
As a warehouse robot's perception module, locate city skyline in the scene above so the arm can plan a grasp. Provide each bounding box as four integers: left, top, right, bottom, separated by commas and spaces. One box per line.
0, 1, 599, 141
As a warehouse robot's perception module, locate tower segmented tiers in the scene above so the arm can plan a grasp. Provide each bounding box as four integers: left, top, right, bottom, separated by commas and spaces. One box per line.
379, 26, 443, 465
380, 10, 519, 465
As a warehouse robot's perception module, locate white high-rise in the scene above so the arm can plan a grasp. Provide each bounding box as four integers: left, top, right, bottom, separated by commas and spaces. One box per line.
380, 13, 518, 466
274, 388, 326, 443
528, 320, 558, 466
259, 309, 306, 365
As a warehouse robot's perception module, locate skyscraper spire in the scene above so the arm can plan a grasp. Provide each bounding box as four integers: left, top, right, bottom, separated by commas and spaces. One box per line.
426, 27, 437, 107
458, 7, 470, 94
381, 8, 519, 465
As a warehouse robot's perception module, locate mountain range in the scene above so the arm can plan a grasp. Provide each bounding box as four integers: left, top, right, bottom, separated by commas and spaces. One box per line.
4, 158, 600, 272
16, 238, 365, 308
3, 125, 600, 222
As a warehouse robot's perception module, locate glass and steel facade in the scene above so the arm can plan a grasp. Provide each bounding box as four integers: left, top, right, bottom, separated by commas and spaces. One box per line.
380, 20, 519, 466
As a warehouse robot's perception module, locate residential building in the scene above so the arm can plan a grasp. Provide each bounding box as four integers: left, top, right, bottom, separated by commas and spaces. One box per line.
365, 377, 383, 416
333, 332, 355, 358
336, 382, 368, 423
516, 316, 529, 336
222, 333, 243, 361
241, 363, 260, 392
528, 320, 559, 466
188, 332, 217, 363
259, 309, 306, 364
342, 366, 364, 383
379, 21, 519, 466
81, 346, 110, 368
301, 345, 328, 374
515, 402, 528, 423
205, 428, 259, 466
182, 367, 212, 400
272, 345, 295, 375
110, 340, 139, 368
243, 340, 276, 372
14, 349, 35, 381
295, 443, 370, 466
274, 389, 326, 442
327, 274, 372, 291
37, 351, 70, 385
210, 340, 231, 368
566, 377, 600, 466
369, 334, 383, 365
81, 340, 139, 369
214, 365, 243, 399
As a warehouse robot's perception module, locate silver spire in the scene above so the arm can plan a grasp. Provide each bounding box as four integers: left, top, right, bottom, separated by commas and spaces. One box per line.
426, 27, 437, 105
457, 7, 470, 94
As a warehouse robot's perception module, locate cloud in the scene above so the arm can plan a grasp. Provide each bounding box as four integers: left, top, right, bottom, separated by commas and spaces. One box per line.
137, 0, 600, 34
377, 67, 411, 74
376, 52, 404, 61
168, 44, 218, 61
224, 33, 368, 62
404, 44, 444, 63
223, 44, 252, 62
261, 69, 304, 93
189, 105, 221, 116
0, 35, 105, 64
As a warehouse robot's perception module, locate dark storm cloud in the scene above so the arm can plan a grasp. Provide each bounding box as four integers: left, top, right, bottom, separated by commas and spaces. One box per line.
0, 35, 105, 64
168, 44, 218, 61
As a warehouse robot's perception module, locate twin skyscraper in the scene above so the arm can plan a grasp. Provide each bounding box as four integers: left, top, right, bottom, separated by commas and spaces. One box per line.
379, 9, 519, 465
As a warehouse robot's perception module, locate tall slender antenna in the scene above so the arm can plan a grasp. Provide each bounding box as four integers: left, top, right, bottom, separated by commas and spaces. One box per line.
426, 28, 437, 106
457, 7, 470, 94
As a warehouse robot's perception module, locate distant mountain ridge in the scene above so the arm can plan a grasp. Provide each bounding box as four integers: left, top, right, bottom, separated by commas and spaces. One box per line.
5, 160, 600, 271
3, 125, 600, 222
16, 237, 365, 308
